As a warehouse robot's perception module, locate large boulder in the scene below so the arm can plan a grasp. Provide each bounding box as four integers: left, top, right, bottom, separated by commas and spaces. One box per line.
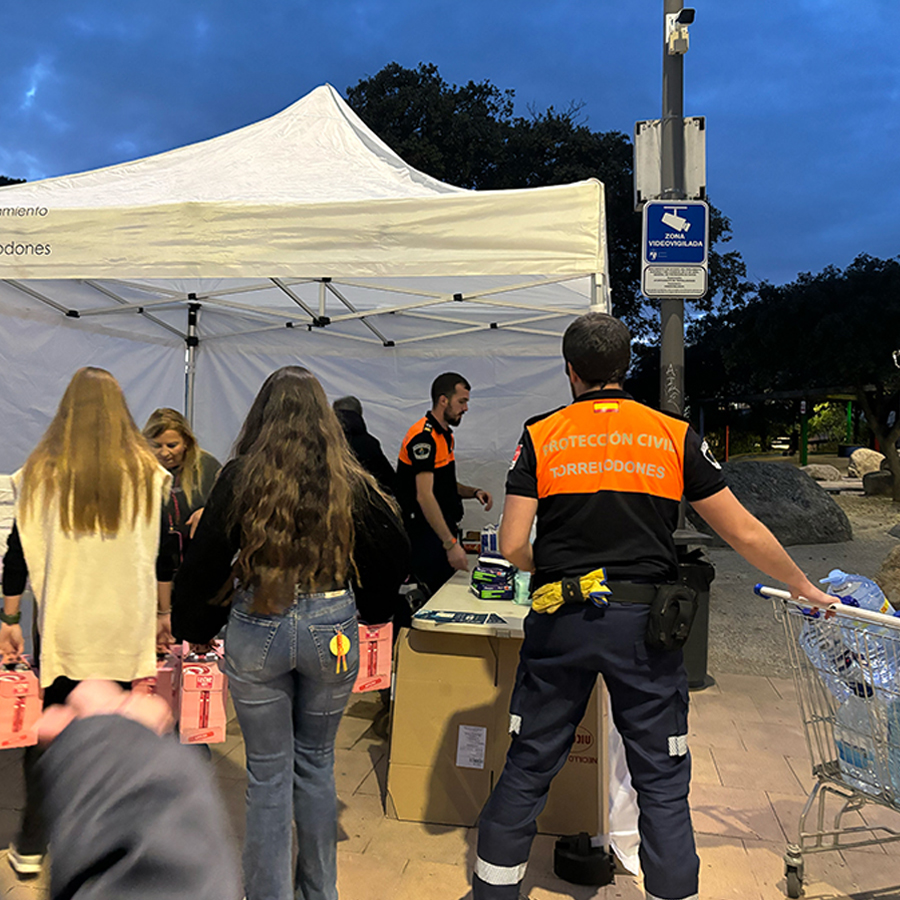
863, 470, 894, 497
848, 447, 885, 478
800, 464, 843, 482
875, 545, 900, 609
687, 461, 852, 546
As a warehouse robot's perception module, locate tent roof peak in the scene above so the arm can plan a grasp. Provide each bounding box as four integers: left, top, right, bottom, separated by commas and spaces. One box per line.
0, 84, 466, 208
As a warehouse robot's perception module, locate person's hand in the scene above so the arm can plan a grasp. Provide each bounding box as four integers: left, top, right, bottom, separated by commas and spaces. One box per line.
474, 489, 493, 512
792, 583, 836, 610
0, 622, 24, 662
156, 613, 174, 653
447, 542, 469, 572
37, 680, 174, 744
186, 508, 205, 539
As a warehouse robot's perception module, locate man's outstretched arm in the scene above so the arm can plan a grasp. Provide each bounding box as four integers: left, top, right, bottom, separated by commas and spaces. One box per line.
691, 488, 833, 607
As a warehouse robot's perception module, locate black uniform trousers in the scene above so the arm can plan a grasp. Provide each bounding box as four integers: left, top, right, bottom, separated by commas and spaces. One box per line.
474, 601, 699, 900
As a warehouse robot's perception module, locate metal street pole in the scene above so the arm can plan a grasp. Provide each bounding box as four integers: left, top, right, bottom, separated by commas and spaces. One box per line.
659, 0, 686, 416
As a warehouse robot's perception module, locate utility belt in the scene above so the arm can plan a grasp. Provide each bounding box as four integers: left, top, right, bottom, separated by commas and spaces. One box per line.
531, 567, 698, 652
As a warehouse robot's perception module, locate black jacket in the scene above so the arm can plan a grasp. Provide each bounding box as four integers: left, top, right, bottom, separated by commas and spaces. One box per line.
172, 461, 410, 641
336, 408, 396, 495
40, 716, 241, 900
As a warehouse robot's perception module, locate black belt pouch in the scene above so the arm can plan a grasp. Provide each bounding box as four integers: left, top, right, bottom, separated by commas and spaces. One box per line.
645, 583, 698, 651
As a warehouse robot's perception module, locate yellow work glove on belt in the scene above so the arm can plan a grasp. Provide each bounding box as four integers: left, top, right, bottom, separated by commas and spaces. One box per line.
531, 568, 611, 614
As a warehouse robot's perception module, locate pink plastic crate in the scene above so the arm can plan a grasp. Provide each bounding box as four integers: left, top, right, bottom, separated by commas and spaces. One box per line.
352, 622, 393, 694
132, 644, 182, 720
0, 658, 41, 748
179, 642, 228, 744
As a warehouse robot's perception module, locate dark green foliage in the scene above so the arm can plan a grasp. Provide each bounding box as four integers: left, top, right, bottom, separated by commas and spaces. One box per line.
0, 176, 26, 187
681, 254, 900, 495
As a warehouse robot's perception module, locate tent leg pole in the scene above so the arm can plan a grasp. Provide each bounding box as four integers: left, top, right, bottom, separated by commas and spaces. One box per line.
184, 299, 200, 425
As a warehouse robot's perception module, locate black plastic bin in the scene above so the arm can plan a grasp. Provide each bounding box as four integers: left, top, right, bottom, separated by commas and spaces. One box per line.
677, 547, 716, 689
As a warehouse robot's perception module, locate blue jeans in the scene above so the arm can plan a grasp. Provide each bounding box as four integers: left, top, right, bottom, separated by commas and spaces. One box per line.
224, 589, 359, 900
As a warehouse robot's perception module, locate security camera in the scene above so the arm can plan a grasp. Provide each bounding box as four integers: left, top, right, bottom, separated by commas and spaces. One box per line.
661, 209, 691, 232
665, 9, 694, 55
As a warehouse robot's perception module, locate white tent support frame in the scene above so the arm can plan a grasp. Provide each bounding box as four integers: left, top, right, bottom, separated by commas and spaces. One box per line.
5, 269, 605, 426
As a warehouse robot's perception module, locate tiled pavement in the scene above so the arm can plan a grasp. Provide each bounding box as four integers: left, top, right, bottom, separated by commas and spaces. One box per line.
2, 673, 899, 899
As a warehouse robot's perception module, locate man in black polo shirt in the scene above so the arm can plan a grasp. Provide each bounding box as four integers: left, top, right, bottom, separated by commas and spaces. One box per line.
472, 314, 834, 900
396, 373, 493, 600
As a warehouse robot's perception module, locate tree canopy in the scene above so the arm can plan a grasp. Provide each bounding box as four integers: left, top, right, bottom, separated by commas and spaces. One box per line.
346, 62, 750, 337
676, 254, 900, 496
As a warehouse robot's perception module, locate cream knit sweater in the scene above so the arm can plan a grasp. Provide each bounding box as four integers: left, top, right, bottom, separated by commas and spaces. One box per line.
12, 466, 171, 688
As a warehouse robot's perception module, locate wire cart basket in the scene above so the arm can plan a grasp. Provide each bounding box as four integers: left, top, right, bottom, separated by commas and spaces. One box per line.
755, 585, 900, 898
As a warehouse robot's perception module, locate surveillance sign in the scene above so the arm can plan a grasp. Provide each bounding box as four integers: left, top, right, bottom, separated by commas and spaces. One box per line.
641, 200, 709, 299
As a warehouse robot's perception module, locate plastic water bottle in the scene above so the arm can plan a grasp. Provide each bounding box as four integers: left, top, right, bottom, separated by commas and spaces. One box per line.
824, 571, 900, 693
886, 700, 900, 797
820, 570, 891, 615
804, 572, 895, 694
798, 619, 869, 702
833, 695, 885, 793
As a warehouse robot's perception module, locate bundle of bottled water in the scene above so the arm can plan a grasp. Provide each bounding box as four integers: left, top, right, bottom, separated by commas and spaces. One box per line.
797, 569, 900, 797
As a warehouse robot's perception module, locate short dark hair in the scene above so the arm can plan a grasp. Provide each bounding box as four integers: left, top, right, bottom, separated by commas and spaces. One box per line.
562, 313, 631, 386
332, 395, 363, 416
431, 372, 470, 406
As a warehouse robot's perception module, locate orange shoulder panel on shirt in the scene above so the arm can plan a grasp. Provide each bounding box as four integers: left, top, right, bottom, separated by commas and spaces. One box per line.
527, 398, 688, 501
398, 416, 454, 468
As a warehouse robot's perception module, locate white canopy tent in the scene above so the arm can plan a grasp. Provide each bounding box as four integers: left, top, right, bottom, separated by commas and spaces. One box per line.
0, 84, 609, 525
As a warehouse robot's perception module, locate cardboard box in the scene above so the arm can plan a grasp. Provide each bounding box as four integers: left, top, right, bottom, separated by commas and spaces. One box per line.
386, 628, 604, 834
179, 642, 228, 744
0, 658, 41, 748
352, 622, 393, 694
132, 644, 182, 720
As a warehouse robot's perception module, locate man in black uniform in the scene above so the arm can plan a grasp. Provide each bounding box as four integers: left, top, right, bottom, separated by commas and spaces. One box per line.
396, 373, 493, 599
472, 314, 833, 900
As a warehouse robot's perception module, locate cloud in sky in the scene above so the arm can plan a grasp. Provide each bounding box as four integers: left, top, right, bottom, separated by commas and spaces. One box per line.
0, 0, 897, 286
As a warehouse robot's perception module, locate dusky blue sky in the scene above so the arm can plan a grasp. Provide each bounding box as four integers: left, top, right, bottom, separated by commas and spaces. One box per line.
1, 1, 897, 288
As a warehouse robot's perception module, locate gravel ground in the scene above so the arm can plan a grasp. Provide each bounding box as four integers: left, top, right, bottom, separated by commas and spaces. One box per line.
705, 493, 900, 679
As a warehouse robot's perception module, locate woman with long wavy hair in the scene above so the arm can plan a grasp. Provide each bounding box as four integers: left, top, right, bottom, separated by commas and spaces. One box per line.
173, 366, 406, 900
0, 367, 172, 874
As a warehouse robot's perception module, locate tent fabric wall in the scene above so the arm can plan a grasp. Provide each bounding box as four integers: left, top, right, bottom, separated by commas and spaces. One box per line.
0, 295, 184, 472
194, 335, 572, 533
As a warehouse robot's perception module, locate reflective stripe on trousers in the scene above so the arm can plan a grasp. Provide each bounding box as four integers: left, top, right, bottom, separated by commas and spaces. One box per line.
646, 892, 699, 900
473, 857, 527, 886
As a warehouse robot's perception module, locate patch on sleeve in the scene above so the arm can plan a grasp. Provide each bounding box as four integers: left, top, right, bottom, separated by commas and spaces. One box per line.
700, 439, 721, 470
508, 444, 522, 470
412, 441, 433, 461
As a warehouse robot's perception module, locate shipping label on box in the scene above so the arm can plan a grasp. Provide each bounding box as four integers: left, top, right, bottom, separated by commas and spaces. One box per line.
352, 622, 393, 693
0, 658, 41, 748
456, 724, 487, 769
179, 642, 227, 744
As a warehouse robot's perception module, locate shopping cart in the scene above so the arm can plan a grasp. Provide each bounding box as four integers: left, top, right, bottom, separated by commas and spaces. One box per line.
754, 585, 900, 898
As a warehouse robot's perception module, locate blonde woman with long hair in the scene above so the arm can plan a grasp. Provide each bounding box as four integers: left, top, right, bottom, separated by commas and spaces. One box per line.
142, 407, 221, 562
0, 367, 174, 875
172, 366, 408, 900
